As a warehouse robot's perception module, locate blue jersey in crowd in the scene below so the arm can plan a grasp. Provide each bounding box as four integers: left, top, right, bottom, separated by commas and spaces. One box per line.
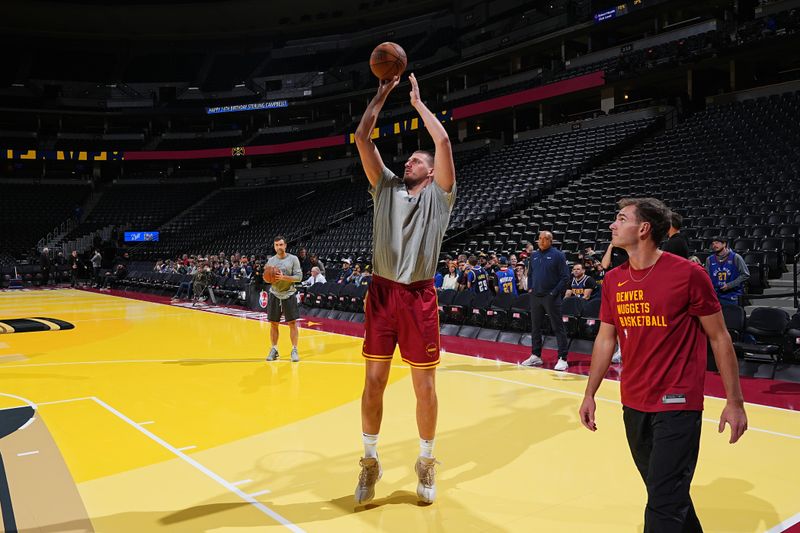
495, 268, 518, 295
707, 251, 744, 303
468, 266, 490, 293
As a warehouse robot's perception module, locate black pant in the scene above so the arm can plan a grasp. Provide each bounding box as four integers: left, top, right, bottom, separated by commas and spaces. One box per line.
623, 407, 703, 533
530, 293, 569, 359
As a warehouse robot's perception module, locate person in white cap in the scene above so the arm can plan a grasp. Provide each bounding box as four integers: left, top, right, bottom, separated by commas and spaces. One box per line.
337, 258, 353, 284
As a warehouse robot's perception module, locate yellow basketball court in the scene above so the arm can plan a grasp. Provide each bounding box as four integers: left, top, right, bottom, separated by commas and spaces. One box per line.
0, 289, 798, 532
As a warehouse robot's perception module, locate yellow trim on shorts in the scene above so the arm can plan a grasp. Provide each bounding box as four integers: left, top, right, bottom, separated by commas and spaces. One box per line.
401, 357, 440, 368
362, 351, 393, 361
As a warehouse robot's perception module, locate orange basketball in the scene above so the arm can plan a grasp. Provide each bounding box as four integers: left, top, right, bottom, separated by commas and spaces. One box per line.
370, 42, 407, 81
262, 266, 281, 284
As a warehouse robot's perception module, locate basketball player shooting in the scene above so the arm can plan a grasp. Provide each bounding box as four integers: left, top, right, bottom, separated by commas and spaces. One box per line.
352, 72, 456, 505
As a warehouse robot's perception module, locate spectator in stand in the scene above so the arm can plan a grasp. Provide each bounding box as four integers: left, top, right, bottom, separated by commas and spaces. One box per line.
441, 261, 460, 290
337, 258, 353, 284
434, 260, 447, 288
565, 263, 597, 300
297, 248, 312, 277
706, 237, 750, 305
601, 243, 629, 271
40, 248, 52, 286
515, 263, 527, 292
466, 255, 490, 294
241, 257, 253, 278
309, 254, 326, 277
578, 246, 598, 276
302, 266, 327, 286
494, 257, 518, 295
55, 251, 66, 266
486, 254, 499, 293
522, 241, 534, 281
456, 258, 469, 288
358, 265, 373, 286
347, 264, 366, 286
662, 211, 690, 259
688, 256, 703, 266
154, 260, 164, 272
592, 260, 606, 286
509, 254, 518, 271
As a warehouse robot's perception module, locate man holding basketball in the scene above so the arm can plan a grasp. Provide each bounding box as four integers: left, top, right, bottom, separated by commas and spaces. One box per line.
353, 72, 456, 505
265, 235, 302, 362
579, 198, 747, 532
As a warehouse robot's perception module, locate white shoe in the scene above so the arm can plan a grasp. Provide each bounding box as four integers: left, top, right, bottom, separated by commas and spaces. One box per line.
554, 358, 569, 371
290, 347, 299, 362
611, 347, 622, 364
415, 456, 439, 504
521, 354, 543, 367
266, 347, 279, 361
355, 457, 382, 504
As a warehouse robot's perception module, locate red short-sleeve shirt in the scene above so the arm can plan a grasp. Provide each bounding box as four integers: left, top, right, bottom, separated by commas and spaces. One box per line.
600, 252, 721, 411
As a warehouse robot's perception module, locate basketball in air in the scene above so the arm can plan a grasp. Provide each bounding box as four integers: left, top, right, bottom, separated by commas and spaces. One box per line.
263, 266, 281, 284
370, 42, 407, 81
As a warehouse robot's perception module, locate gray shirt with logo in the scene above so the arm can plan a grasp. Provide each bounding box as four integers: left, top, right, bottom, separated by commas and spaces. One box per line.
267, 253, 302, 299
371, 167, 456, 284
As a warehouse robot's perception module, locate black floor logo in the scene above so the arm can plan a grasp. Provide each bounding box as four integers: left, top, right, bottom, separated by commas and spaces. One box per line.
0, 318, 75, 334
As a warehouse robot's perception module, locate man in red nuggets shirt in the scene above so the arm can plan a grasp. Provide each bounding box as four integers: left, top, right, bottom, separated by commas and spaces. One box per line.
353, 73, 456, 505
579, 198, 747, 532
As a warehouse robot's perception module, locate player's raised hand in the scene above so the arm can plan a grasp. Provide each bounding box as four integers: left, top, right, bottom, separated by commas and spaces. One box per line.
409, 72, 421, 107
377, 75, 400, 99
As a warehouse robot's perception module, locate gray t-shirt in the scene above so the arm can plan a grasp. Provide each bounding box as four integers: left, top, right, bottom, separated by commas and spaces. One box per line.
370, 167, 456, 284
267, 253, 302, 299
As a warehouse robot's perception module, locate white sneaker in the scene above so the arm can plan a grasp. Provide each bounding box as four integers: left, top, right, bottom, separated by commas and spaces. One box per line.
611, 347, 622, 364
415, 456, 439, 504
554, 358, 569, 371
290, 347, 299, 362
266, 347, 279, 361
521, 354, 543, 367
355, 457, 382, 504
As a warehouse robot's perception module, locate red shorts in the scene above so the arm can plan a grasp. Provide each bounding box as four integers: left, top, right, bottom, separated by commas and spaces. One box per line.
362, 275, 441, 368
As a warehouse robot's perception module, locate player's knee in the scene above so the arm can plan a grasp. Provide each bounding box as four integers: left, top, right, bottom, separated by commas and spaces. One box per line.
364, 373, 389, 394
414, 379, 437, 403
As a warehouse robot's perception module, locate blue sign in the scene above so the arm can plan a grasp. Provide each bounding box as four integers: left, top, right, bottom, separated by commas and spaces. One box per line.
593, 8, 616, 22
124, 232, 159, 242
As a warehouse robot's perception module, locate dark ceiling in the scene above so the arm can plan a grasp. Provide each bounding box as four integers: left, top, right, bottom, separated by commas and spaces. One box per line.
2, 0, 453, 41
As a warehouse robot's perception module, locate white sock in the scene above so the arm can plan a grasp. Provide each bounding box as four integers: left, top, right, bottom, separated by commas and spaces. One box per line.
420, 438, 435, 459
362, 433, 378, 458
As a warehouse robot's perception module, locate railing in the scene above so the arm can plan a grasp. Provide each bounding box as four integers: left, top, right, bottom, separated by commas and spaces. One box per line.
36, 217, 78, 252
744, 236, 799, 309
795, 248, 799, 309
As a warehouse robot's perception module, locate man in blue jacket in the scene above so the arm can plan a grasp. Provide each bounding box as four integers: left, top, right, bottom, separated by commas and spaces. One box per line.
522, 231, 571, 371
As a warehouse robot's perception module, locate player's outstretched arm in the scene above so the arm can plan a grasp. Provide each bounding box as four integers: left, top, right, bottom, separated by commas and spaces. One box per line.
579, 322, 616, 432
354, 76, 400, 188
409, 73, 455, 193
699, 312, 748, 444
